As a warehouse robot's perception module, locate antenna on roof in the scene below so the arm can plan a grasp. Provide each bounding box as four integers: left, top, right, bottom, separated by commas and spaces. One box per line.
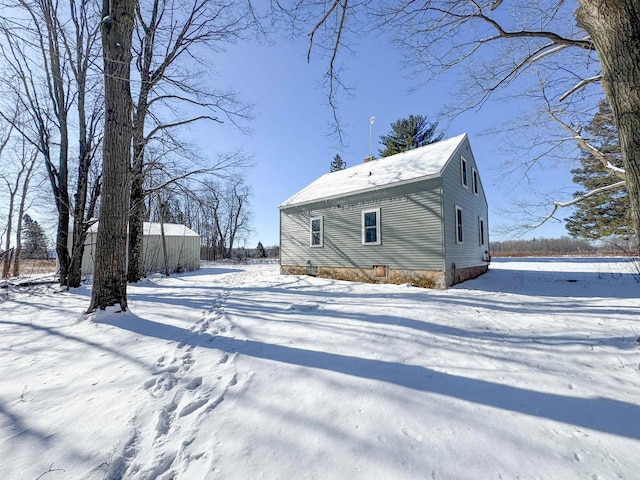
369, 116, 375, 159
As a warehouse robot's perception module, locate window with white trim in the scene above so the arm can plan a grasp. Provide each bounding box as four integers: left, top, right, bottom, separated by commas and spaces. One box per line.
455, 205, 463, 244
310, 216, 323, 247
478, 216, 485, 246
472, 168, 479, 195
362, 208, 381, 245
461, 156, 468, 187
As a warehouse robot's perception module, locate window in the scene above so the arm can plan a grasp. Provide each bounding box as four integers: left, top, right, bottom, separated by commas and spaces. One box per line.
461, 156, 468, 187
455, 206, 463, 244
472, 168, 479, 195
478, 217, 485, 246
362, 208, 381, 245
310, 216, 323, 247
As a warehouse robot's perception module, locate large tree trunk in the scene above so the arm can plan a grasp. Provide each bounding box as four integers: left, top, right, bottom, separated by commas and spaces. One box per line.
576, 0, 640, 253
88, 0, 135, 312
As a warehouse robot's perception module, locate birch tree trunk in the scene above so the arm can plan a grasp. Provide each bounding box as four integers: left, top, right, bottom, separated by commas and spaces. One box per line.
88, 0, 135, 311
571, 3, 639, 250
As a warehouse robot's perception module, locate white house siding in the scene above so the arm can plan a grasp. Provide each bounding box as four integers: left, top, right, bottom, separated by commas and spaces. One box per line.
280, 179, 445, 272
441, 138, 490, 271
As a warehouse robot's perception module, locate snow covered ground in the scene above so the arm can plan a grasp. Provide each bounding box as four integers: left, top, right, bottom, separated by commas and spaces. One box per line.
1, 258, 639, 480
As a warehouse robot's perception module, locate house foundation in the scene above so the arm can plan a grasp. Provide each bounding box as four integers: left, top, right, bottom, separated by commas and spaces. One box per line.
280, 264, 488, 289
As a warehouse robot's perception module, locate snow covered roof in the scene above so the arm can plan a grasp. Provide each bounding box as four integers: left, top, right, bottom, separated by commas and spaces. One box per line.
142, 222, 199, 237
279, 133, 467, 209
88, 222, 199, 237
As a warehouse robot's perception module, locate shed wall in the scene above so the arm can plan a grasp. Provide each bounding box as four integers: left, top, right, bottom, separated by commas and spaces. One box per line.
280, 179, 445, 271
78, 232, 200, 276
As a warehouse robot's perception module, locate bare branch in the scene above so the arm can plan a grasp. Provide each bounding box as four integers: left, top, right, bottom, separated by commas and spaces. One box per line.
144, 115, 221, 141
529, 180, 626, 229
542, 90, 626, 180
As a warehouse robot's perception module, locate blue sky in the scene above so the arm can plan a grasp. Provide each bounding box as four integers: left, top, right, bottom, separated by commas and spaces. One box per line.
196, 29, 578, 249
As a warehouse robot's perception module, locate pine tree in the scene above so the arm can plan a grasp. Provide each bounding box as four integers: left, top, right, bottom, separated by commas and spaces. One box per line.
565, 100, 632, 240
256, 241, 267, 258
22, 215, 49, 259
379, 114, 444, 157
330, 153, 346, 172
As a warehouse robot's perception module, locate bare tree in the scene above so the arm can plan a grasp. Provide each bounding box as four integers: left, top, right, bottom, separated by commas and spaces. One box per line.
0, 116, 17, 278
0, 1, 71, 284
192, 177, 251, 259
88, 0, 135, 312
0, 116, 40, 278
127, 0, 251, 283
11, 147, 40, 277
0, 0, 103, 286
223, 177, 251, 257
61, 0, 104, 288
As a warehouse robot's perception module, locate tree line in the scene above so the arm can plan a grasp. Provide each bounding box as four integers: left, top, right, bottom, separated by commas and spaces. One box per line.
491, 237, 637, 258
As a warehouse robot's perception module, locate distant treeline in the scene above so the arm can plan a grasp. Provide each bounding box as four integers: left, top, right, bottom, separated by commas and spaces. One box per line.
490, 236, 637, 257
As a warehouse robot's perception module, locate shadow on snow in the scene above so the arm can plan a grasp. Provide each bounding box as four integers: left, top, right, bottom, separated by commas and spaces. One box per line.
98, 313, 640, 441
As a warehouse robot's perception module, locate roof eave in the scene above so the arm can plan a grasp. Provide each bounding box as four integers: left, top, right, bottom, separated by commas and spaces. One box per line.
278, 171, 442, 210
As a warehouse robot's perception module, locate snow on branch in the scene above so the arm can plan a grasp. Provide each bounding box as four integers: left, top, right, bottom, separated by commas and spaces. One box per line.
542, 91, 626, 180
559, 74, 603, 102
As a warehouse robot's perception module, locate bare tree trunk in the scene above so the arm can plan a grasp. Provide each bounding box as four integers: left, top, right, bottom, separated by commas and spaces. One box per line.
41, 0, 71, 287
576, 0, 640, 254
68, 0, 103, 288
128, 138, 146, 282
158, 197, 169, 277
2, 249, 14, 279
127, 1, 155, 284
88, 0, 135, 312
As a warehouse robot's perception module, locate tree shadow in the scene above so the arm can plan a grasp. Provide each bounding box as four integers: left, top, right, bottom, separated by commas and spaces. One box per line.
0, 397, 54, 445
98, 313, 640, 441
0, 320, 154, 371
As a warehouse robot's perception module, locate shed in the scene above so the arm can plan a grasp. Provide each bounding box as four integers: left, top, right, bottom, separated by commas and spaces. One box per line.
279, 133, 489, 288
79, 222, 200, 276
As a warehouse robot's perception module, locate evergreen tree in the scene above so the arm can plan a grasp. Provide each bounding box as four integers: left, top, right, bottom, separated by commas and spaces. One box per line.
22, 215, 49, 259
256, 241, 267, 258
565, 100, 632, 240
379, 114, 445, 157
330, 153, 346, 172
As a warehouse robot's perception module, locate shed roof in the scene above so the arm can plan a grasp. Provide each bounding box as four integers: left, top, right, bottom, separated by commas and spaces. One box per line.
279, 133, 467, 208
143, 222, 199, 237
88, 222, 199, 237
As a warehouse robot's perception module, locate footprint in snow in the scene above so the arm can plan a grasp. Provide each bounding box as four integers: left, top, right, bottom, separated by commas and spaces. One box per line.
186, 376, 202, 391
287, 303, 320, 311
402, 427, 423, 442
178, 397, 209, 417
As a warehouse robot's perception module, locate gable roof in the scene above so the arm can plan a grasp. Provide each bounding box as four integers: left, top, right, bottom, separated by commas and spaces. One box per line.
279, 133, 467, 209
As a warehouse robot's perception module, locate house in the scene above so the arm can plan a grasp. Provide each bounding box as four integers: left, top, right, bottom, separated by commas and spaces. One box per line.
78, 222, 200, 276
278, 133, 489, 288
